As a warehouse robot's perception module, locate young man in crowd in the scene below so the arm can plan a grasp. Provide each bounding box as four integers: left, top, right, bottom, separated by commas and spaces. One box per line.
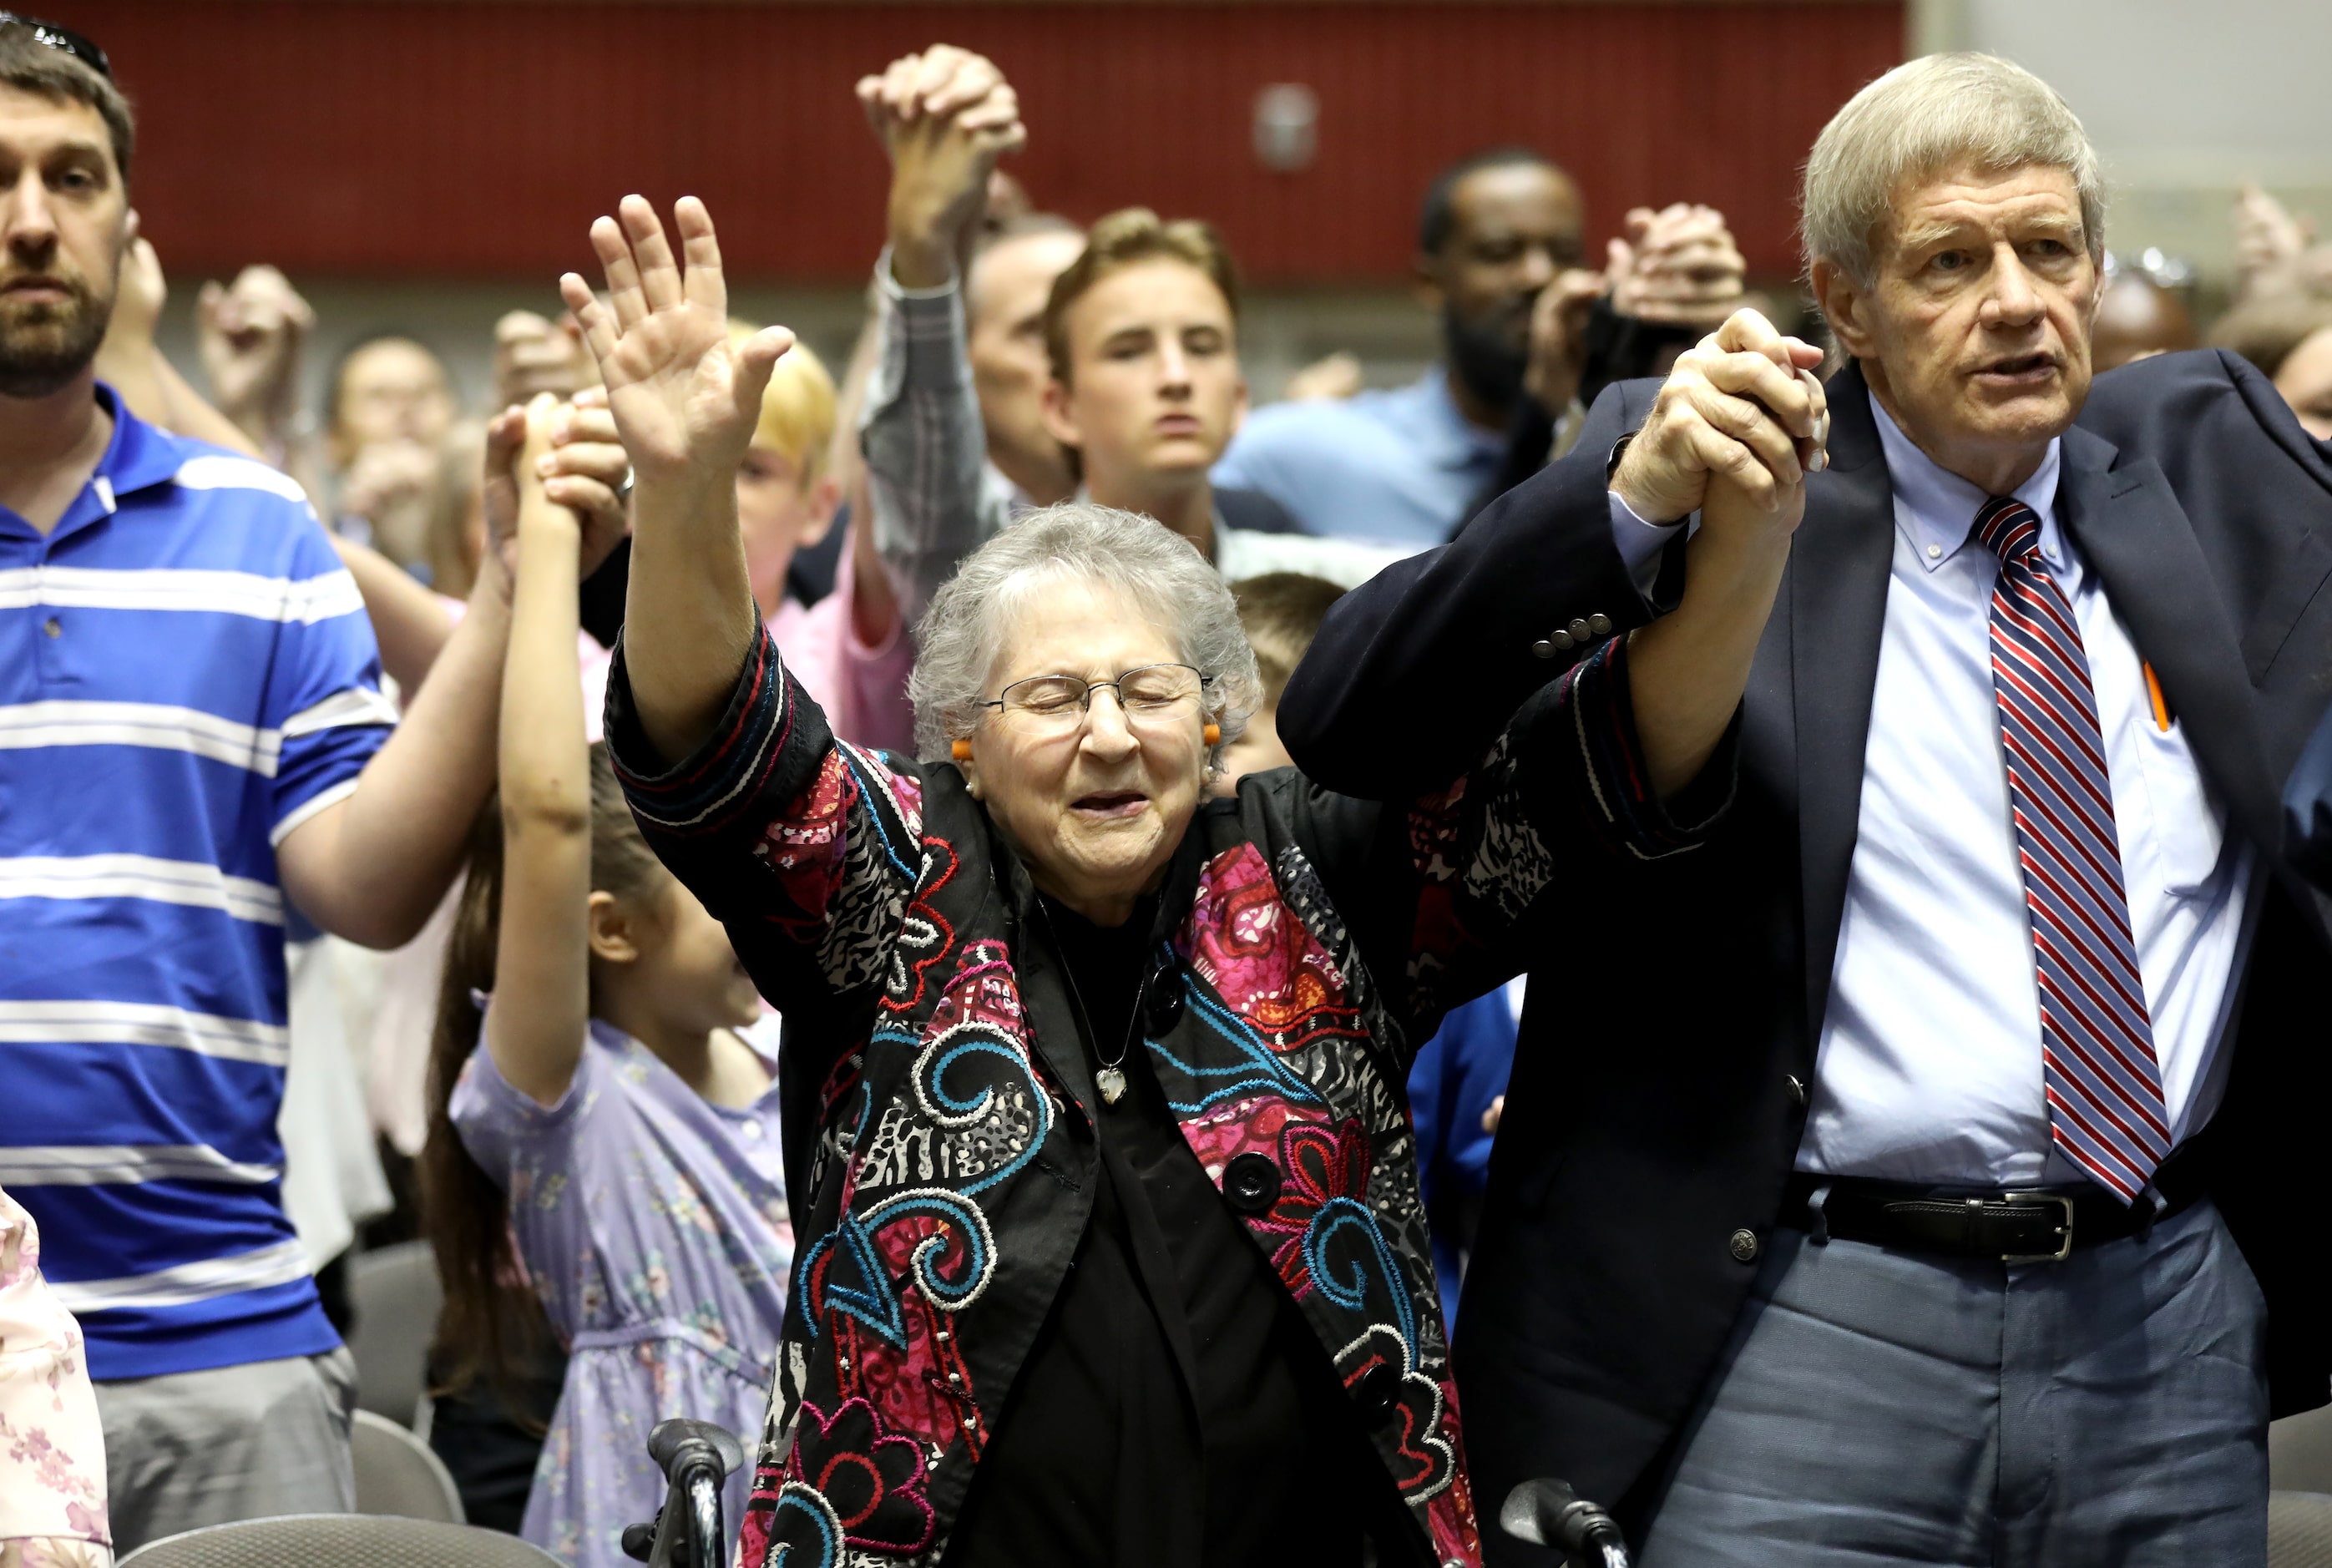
0, 22, 625, 1549
1216, 149, 1749, 547
857, 43, 1402, 627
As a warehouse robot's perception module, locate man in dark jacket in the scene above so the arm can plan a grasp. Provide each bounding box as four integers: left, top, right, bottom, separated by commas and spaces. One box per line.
1283, 52, 2332, 1568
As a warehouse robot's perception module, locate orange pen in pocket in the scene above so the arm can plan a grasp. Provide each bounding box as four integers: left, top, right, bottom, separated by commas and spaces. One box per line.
2142, 660, 2173, 732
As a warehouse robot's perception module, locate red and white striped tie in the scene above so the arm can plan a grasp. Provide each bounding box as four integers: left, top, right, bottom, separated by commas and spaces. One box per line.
1972, 495, 2168, 1203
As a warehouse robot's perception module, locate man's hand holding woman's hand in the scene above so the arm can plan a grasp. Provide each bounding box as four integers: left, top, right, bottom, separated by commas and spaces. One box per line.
1611, 307, 1828, 530
1616, 310, 1828, 800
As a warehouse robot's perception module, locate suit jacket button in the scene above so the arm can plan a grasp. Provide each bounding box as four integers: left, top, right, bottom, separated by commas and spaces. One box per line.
1588, 613, 1613, 636
1532, 638, 1559, 660
1222, 1152, 1282, 1214
1787, 1075, 1808, 1107
1355, 1363, 1403, 1424
1567, 618, 1592, 643
1728, 1228, 1761, 1264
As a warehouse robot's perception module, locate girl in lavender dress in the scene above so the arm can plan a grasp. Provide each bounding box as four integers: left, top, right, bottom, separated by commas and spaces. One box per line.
419, 398, 792, 1567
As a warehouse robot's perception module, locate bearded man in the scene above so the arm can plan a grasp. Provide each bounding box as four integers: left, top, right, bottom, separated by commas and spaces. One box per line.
0, 18, 625, 1550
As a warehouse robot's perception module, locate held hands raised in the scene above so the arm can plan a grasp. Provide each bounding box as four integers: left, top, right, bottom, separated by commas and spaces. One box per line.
861, 43, 1028, 290
1611, 307, 1828, 527
481, 384, 633, 584
559, 196, 794, 492
1606, 204, 1747, 329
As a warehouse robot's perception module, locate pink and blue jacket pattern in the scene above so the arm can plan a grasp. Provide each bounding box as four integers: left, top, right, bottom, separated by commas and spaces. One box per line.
604, 628, 1719, 1568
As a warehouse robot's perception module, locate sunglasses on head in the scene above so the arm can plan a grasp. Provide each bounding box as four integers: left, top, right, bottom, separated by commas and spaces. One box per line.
0, 13, 110, 79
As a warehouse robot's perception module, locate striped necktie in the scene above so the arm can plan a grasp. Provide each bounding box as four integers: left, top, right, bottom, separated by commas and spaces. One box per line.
1972, 495, 2168, 1203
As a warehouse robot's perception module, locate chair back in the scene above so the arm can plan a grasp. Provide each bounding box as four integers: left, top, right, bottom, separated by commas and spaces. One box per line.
353, 1408, 465, 1522
117, 1515, 562, 1567
349, 1239, 444, 1425
2278, 1409, 2332, 1495
2273, 1490, 2332, 1568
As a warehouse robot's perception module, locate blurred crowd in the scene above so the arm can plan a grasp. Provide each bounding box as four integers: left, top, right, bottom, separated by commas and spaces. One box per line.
4, 14, 2332, 1568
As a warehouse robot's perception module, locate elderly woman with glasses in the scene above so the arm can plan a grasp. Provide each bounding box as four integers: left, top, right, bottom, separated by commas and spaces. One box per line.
566, 197, 1724, 1568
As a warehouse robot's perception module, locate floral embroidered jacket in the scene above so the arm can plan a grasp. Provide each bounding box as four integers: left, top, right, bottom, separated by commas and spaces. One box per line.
605, 629, 1709, 1568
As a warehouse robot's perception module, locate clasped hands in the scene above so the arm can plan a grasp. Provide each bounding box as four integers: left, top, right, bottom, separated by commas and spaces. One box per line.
860, 43, 1028, 291
1525, 202, 1749, 417
1612, 307, 1829, 542
481, 384, 632, 584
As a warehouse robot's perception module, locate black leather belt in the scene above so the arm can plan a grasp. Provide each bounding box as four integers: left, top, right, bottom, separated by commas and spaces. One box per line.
1780, 1148, 2205, 1265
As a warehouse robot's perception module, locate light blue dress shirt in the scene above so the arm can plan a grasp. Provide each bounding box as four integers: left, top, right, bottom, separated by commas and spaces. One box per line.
1616, 393, 2259, 1187
1213, 369, 1505, 548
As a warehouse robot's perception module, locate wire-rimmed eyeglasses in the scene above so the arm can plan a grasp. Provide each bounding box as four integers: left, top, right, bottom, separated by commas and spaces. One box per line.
0, 13, 109, 78
979, 664, 1212, 734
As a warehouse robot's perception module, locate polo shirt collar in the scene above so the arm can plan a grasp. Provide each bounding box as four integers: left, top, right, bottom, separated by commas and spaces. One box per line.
94, 382, 186, 499
0, 383, 185, 545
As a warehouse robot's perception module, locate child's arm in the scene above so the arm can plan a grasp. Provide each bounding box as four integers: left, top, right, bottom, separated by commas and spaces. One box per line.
483, 397, 593, 1107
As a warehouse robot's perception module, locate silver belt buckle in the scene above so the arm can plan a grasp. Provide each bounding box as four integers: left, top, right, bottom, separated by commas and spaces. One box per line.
2000, 1191, 2075, 1264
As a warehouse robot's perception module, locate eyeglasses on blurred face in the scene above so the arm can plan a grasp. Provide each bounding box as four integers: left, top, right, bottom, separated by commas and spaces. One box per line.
0, 14, 110, 79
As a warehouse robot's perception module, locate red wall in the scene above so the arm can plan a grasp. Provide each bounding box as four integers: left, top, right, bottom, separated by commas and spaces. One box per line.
50, 2, 1902, 281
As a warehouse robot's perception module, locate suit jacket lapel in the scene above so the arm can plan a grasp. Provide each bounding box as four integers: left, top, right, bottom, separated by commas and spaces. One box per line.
1790, 362, 1898, 1040
2055, 427, 2280, 851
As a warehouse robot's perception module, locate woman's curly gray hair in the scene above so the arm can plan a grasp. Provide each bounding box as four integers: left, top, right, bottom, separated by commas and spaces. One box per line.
908, 503, 1262, 768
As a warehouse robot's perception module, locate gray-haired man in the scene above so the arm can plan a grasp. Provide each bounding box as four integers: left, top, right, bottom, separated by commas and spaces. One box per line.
1282, 52, 2332, 1566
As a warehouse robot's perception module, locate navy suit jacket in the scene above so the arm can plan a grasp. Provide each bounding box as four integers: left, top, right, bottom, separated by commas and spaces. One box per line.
2290, 708, 2332, 886
1280, 350, 2332, 1558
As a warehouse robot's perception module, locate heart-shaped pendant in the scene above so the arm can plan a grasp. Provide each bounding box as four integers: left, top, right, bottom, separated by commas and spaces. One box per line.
1095, 1065, 1127, 1106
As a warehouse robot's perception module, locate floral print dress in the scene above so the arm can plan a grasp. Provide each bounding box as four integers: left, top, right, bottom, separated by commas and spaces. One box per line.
0, 1186, 108, 1565
453, 1021, 794, 1568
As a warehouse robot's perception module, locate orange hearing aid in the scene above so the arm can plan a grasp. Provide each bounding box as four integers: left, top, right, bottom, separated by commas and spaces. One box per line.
1202, 723, 1222, 746
951, 739, 973, 761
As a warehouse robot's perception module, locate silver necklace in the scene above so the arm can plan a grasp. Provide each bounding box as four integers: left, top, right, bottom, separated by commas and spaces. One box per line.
1034, 894, 1145, 1107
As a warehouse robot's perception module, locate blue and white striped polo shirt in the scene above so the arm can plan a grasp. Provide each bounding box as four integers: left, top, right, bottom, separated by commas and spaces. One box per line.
1, 388, 394, 1379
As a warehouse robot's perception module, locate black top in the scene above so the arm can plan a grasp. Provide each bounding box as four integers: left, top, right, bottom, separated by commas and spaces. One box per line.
943, 896, 1414, 1568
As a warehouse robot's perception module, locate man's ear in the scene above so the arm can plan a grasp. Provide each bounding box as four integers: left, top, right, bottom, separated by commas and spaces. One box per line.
797, 472, 842, 549
1226, 373, 1251, 443
1810, 258, 1875, 361
1040, 377, 1081, 450
586, 890, 642, 965
1412, 252, 1447, 316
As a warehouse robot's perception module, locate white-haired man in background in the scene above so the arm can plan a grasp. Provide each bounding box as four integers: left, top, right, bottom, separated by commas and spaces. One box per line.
1283, 52, 2332, 1565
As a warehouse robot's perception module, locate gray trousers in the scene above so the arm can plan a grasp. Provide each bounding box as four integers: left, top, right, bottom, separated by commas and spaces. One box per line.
1639, 1198, 2268, 1568
93, 1348, 357, 1555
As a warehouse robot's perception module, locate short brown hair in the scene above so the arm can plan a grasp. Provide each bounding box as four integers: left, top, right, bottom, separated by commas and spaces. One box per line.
1042, 206, 1241, 387
1231, 572, 1346, 707
0, 23, 134, 181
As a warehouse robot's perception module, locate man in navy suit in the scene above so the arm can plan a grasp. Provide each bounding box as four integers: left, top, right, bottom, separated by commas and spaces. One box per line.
1283, 52, 2332, 1566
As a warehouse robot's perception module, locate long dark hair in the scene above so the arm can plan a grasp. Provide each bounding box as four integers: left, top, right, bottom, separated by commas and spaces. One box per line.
418, 744, 670, 1404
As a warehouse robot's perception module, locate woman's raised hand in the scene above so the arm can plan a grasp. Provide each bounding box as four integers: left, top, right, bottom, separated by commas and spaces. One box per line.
559, 195, 794, 489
